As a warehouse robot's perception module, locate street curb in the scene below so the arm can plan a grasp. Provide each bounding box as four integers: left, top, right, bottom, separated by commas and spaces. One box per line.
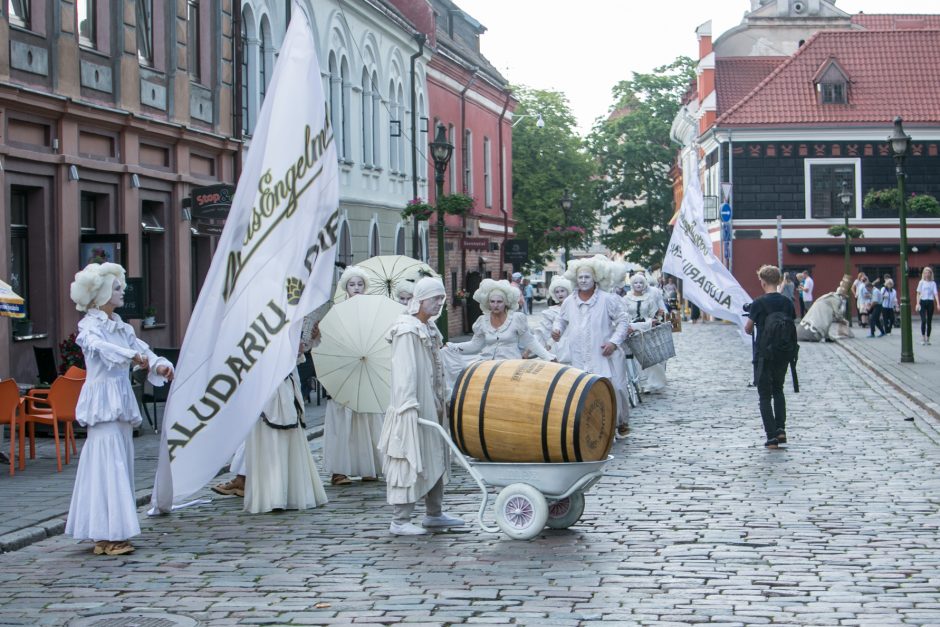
0, 426, 325, 554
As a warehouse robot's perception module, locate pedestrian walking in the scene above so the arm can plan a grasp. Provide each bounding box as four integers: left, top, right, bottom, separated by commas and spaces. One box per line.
881, 278, 898, 334
65, 263, 175, 556
916, 266, 939, 345
744, 265, 797, 450
868, 278, 886, 337
800, 269, 815, 318
378, 277, 465, 535
857, 277, 872, 327
523, 278, 534, 315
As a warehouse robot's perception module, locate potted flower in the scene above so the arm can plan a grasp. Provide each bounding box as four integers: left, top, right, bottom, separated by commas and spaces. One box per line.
453, 288, 469, 308
143, 306, 157, 327
437, 193, 475, 216
58, 333, 85, 374
402, 197, 434, 221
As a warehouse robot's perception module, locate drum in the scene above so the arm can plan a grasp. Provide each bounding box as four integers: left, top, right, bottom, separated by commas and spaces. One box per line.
448, 359, 616, 463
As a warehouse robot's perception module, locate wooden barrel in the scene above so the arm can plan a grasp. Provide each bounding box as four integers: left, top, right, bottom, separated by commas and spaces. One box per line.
448, 359, 616, 463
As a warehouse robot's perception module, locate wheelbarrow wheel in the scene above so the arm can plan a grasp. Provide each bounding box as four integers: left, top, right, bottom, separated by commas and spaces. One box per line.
546, 492, 585, 529
494, 483, 548, 540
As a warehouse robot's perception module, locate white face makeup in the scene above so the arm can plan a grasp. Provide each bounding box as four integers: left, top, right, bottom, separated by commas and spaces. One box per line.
631, 276, 647, 294
577, 270, 595, 292
420, 295, 445, 316
488, 293, 507, 314
346, 276, 366, 297
397, 291, 413, 305
553, 287, 570, 302
108, 279, 125, 308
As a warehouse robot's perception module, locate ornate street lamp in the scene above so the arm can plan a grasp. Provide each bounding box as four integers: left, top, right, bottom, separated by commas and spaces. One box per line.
560, 189, 573, 266
838, 180, 854, 326
888, 116, 913, 363
429, 123, 454, 341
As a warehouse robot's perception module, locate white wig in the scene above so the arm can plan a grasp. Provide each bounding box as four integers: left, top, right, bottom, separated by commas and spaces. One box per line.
565, 255, 614, 291
338, 265, 370, 293
473, 279, 520, 312
70, 263, 126, 312
629, 272, 650, 291
407, 276, 446, 321
548, 276, 573, 297
393, 279, 416, 300
609, 262, 630, 292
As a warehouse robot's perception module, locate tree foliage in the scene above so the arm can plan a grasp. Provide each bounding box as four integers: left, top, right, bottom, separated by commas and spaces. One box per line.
588, 57, 696, 268
511, 86, 598, 270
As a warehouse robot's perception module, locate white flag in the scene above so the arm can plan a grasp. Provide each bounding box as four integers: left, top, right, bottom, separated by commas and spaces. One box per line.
150, 11, 339, 512
663, 156, 751, 335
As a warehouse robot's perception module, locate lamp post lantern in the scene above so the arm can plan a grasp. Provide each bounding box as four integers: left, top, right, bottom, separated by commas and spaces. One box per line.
560, 188, 573, 266
429, 123, 454, 341
837, 179, 854, 326
888, 116, 914, 363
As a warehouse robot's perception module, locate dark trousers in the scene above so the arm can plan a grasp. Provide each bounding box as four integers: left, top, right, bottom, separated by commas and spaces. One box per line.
882, 307, 896, 333
869, 304, 885, 336
798, 296, 807, 318
921, 300, 935, 338
757, 359, 789, 440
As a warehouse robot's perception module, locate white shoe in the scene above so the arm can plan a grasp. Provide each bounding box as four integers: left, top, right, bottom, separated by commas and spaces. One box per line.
422, 513, 466, 528
389, 521, 428, 536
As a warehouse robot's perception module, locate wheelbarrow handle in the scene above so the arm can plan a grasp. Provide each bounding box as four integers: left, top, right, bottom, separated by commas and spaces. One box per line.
417, 418, 500, 534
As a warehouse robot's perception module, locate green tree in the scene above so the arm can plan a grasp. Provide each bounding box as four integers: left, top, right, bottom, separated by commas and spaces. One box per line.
511, 86, 598, 270
589, 57, 696, 267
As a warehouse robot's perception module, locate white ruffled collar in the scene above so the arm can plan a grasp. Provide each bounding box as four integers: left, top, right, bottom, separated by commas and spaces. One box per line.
83, 308, 126, 333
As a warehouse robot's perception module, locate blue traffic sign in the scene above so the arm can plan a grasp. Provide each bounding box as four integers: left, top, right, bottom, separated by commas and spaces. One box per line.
720, 203, 732, 222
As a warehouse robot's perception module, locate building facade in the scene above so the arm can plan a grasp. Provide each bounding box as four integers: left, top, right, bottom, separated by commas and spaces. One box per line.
671, 1, 940, 299
0, 0, 239, 382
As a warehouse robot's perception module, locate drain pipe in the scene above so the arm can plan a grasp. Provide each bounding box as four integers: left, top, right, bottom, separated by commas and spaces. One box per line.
409, 33, 426, 259
497, 91, 511, 277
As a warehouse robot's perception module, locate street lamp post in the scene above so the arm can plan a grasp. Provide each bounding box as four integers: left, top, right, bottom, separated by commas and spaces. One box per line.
888, 116, 914, 363
429, 123, 454, 341
838, 180, 854, 326
560, 189, 573, 267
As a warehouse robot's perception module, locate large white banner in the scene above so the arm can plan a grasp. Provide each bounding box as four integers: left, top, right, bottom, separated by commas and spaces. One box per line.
151, 10, 339, 512
663, 157, 751, 335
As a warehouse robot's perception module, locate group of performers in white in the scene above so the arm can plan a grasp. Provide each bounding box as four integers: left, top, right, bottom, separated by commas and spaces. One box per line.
64, 254, 672, 551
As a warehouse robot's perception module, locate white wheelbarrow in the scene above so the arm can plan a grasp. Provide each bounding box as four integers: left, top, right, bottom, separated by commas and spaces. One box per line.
418, 418, 613, 540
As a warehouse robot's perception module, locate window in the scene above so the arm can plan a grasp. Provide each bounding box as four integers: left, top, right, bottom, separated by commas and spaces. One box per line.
371, 71, 380, 167
448, 124, 456, 193
136, 0, 153, 65
389, 80, 399, 172
259, 17, 271, 102
463, 129, 473, 194
814, 60, 849, 105
397, 84, 405, 174
80, 192, 97, 234
77, 0, 96, 47
820, 82, 845, 104
337, 219, 352, 267
187, 0, 200, 81
395, 225, 405, 255
9, 188, 29, 316
7, 0, 29, 29
140, 200, 167, 321
340, 60, 350, 161
369, 222, 380, 257
329, 54, 342, 159
483, 136, 492, 207
240, 14, 250, 135
361, 70, 372, 166
805, 159, 857, 219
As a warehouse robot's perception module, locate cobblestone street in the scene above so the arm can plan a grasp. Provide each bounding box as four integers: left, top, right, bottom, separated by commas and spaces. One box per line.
2, 322, 940, 626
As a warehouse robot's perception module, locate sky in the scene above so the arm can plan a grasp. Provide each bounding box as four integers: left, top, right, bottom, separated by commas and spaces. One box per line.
456, 0, 940, 136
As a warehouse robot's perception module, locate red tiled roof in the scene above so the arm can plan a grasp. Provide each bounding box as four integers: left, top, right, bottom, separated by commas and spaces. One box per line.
852, 14, 940, 30
715, 57, 787, 114
716, 30, 940, 127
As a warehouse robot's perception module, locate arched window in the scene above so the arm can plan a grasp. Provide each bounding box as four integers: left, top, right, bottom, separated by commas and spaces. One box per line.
483, 136, 492, 207
361, 68, 372, 165
389, 79, 399, 172
338, 219, 353, 267
395, 225, 406, 255
340, 56, 351, 161
259, 16, 272, 103
369, 222, 381, 257
463, 128, 473, 195
371, 71, 380, 167
240, 10, 251, 135
397, 83, 406, 176
448, 124, 456, 194
328, 52, 340, 145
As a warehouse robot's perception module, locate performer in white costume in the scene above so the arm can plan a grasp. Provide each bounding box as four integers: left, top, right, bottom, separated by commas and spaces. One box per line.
551, 256, 633, 438
321, 266, 384, 485
393, 279, 415, 306
378, 277, 465, 535
533, 276, 573, 364
66, 263, 174, 556
621, 273, 668, 393
441, 279, 555, 396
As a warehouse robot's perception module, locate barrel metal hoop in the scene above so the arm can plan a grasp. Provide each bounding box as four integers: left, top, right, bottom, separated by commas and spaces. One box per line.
560, 371, 590, 463
454, 361, 484, 455
572, 375, 600, 463
540, 366, 571, 463
477, 361, 504, 462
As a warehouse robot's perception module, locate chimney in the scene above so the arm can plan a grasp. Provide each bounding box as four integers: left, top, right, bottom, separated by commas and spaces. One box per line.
696, 21, 716, 134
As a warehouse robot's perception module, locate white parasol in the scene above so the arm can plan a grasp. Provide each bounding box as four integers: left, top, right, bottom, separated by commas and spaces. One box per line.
312, 294, 406, 413
333, 255, 438, 302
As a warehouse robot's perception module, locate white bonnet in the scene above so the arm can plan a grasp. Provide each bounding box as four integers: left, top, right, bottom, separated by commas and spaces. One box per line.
629, 272, 650, 290
393, 279, 416, 300
70, 263, 126, 312
407, 276, 446, 318
548, 276, 572, 296
564, 255, 613, 291
473, 279, 520, 312
338, 265, 370, 292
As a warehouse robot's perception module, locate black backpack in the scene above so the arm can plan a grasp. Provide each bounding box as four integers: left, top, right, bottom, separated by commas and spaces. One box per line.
758, 311, 799, 365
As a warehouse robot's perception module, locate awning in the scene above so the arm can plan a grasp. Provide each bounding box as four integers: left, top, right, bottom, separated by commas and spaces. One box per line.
0, 280, 26, 318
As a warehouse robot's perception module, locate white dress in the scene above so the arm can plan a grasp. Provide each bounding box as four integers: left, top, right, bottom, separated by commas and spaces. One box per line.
66, 309, 172, 542
553, 290, 631, 426
244, 370, 328, 513
441, 311, 555, 397
378, 315, 450, 505
621, 288, 669, 393
534, 306, 571, 364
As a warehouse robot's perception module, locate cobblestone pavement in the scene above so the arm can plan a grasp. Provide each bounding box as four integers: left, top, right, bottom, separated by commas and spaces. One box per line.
3, 322, 940, 626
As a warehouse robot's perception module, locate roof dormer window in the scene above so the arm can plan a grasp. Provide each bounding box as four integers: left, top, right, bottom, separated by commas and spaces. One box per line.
814, 57, 850, 105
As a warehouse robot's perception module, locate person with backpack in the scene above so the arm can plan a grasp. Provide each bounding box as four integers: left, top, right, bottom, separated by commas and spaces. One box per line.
744, 265, 798, 450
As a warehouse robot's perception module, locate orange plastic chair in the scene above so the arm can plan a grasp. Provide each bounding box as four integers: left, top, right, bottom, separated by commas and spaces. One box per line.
22, 374, 85, 472
0, 379, 24, 475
